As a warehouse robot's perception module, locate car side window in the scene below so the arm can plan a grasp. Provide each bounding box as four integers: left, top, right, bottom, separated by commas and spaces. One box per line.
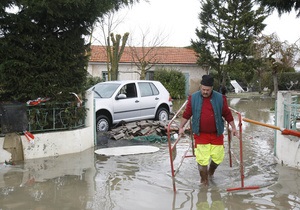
118, 83, 137, 98
150, 83, 159, 95
138, 82, 159, 97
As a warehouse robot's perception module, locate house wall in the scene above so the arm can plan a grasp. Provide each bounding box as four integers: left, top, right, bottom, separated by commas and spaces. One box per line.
87, 62, 205, 95
88, 62, 140, 80
0, 90, 95, 162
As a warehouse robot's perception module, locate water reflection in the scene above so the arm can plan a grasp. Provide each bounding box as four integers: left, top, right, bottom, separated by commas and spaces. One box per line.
1, 97, 300, 210
195, 189, 225, 209
0, 149, 94, 209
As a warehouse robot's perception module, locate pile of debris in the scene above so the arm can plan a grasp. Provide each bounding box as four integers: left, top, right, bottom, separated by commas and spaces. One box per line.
107, 120, 180, 141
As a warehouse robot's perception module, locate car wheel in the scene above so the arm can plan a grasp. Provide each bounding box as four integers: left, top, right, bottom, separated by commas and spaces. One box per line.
96, 115, 110, 132
155, 107, 169, 121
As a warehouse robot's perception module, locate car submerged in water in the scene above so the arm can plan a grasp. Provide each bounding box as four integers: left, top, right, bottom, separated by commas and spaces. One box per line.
89, 80, 173, 132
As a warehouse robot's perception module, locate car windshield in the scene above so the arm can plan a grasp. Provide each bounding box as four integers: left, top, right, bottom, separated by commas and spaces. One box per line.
93, 83, 121, 98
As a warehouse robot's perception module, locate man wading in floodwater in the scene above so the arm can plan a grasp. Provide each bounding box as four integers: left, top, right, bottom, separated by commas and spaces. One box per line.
179, 75, 238, 186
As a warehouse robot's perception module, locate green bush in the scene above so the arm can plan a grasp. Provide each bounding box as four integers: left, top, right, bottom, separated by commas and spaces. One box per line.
154, 68, 186, 99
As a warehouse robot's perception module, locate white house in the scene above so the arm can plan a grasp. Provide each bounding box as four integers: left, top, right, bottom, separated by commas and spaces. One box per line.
88, 45, 207, 95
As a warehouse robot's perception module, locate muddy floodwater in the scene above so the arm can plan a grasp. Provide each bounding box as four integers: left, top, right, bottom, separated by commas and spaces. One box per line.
1, 97, 300, 210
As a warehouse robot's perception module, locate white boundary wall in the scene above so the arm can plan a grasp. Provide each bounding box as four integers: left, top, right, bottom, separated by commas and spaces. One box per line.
275, 91, 300, 169
0, 90, 95, 162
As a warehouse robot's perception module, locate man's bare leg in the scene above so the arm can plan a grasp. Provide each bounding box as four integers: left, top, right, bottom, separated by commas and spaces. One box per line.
198, 164, 208, 186
208, 161, 218, 177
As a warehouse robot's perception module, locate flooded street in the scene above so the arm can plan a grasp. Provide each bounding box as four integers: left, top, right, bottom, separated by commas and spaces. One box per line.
1, 97, 300, 210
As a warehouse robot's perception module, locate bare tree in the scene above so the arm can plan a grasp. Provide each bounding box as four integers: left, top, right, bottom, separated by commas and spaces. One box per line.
128, 28, 168, 80
92, 11, 126, 46
254, 33, 299, 98
89, 11, 128, 80
107, 32, 129, 80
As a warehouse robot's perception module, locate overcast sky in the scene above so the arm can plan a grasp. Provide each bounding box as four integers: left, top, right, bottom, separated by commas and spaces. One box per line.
91, 0, 300, 47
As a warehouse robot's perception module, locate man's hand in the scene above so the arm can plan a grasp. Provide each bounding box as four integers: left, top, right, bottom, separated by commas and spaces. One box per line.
179, 127, 185, 136
179, 118, 188, 136
229, 121, 239, 138
231, 128, 239, 138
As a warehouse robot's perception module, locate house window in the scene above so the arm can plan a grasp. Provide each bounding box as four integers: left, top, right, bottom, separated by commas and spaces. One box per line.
146, 71, 154, 80
102, 72, 108, 81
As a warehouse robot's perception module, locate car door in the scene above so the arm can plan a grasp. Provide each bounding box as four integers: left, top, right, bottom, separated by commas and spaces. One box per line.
137, 82, 159, 118
113, 83, 141, 121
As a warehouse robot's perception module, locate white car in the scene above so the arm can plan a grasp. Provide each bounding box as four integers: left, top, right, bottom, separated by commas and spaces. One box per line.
90, 80, 173, 132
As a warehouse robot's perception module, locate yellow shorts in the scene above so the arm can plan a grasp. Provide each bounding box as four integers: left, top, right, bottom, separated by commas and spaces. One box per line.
194, 144, 224, 166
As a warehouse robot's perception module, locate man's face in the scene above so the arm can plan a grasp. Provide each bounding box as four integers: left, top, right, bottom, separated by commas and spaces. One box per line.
200, 85, 213, 97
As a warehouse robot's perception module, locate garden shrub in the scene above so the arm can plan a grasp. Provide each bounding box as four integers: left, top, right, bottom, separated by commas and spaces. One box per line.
154, 68, 186, 99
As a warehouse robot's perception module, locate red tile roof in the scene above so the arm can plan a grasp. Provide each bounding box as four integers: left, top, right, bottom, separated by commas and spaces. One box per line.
89, 45, 198, 64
